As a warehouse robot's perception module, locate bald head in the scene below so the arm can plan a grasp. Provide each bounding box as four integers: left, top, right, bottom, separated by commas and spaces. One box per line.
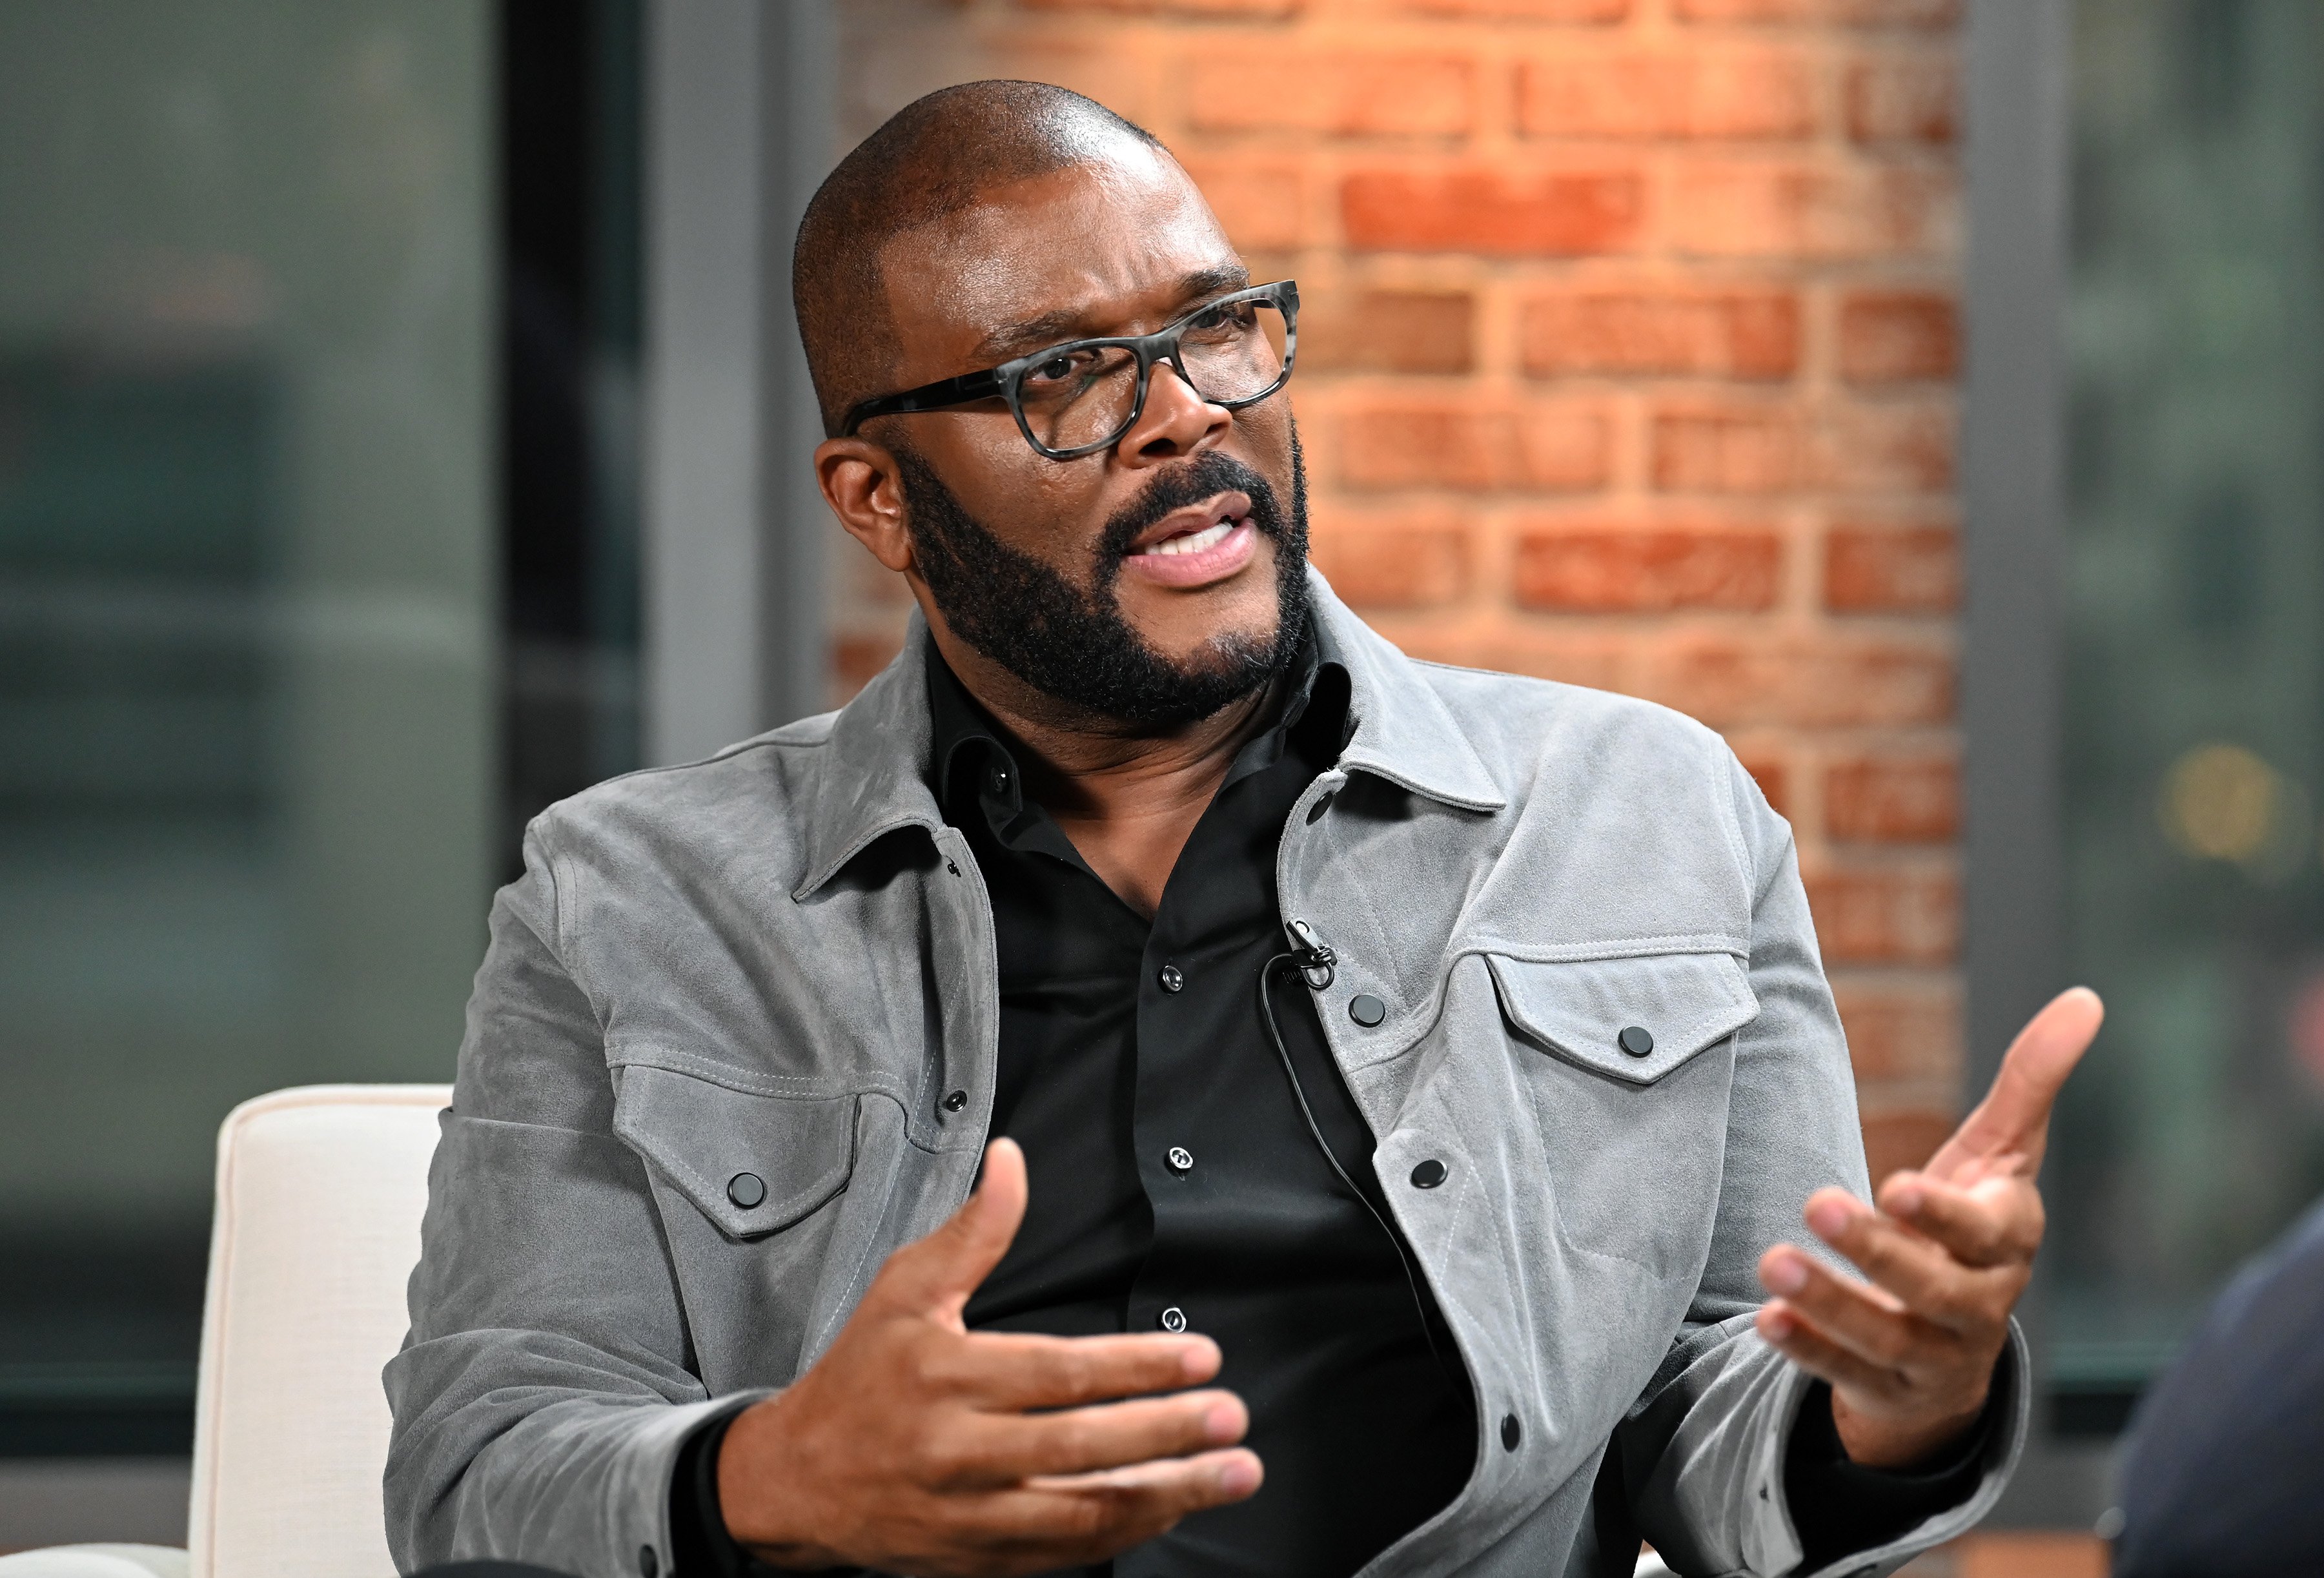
791, 81, 1170, 437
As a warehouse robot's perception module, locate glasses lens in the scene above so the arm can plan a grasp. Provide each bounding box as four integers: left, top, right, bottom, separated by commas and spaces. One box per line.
1016, 343, 1140, 453
1178, 297, 1289, 407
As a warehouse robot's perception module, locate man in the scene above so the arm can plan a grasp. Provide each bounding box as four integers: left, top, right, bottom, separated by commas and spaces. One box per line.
386, 81, 2102, 1578
2111, 1193, 2324, 1576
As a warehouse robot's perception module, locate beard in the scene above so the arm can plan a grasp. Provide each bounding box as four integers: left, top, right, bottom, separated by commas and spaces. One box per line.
894, 427, 1312, 731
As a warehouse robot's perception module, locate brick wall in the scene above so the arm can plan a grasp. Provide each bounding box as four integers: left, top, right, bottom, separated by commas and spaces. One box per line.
830, 0, 1968, 1181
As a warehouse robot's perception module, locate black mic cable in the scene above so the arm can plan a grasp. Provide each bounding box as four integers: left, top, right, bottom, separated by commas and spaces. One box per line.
1256, 935, 1452, 1374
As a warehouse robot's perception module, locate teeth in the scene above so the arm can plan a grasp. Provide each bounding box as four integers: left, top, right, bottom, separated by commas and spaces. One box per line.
1145, 519, 1236, 557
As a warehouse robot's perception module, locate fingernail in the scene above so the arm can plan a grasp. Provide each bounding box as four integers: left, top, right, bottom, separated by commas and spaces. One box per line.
1764, 1255, 1808, 1295
1204, 1401, 1241, 1444
1218, 1456, 1260, 1495
1807, 1199, 1852, 1238
1180, 1339, 1219, 1380
1762, 1307, 1794, 1340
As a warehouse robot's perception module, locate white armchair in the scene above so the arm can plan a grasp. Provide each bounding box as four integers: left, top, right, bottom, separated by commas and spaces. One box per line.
0, 1085, 449, 1578
3, 1084, 1677, 1578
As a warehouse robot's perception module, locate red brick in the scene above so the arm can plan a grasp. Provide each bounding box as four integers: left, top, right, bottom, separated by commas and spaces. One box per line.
1512, 520, 1782, 610
1839, 289, 1958, 382
1179, 157, 1305, 251
1190, 52, 1473, 136
1826, 754, 1959, 842
1647, 637, 1953, 727
1825, 520, 1959, 611
1735, 748, 1791, 818
1670, 162, 1957, 260
1462, 632, 1954, 728
1020, 0, 1303, 14
1676, 0, 1957, 23
1522, 287, 1799, 379
1517, 48, 1816, 141
1651, 401, 1806, 494
1342, 167, 1646, 254
1300, 290, 1474, 374
1804, 865, 1959, 964
1310, 511, 1474, 608
1398, 0, 1629, 15
1338, 398, 1612, 492
1824, 402, 1953, 494
1846, 53, 1957, 143
1860, 1109, 1956, 1186
833, 633, 902, 696
1834, 982, 1961, 1083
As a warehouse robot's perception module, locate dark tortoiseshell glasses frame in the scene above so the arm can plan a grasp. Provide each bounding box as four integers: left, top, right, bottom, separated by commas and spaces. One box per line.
837, 280, 1300, 461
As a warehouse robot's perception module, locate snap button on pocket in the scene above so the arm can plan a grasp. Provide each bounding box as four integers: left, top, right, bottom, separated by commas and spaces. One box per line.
1618, 1025, 1655, 1058
1410, 1158, 1447, 1189
943, 1089, 968, 1112
726, 1172, 766, 1209
1349, 994, 1387, 1027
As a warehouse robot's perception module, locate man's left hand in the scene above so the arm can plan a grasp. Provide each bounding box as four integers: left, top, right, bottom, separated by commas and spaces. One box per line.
1755, 987, 2104, 1468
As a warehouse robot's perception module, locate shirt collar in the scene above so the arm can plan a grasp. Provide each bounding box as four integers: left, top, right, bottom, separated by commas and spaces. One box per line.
921, 628, 1344, 843
793, 573, 1505, 899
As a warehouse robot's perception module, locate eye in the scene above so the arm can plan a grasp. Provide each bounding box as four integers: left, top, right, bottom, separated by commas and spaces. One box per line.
1023, 348, 1097, 389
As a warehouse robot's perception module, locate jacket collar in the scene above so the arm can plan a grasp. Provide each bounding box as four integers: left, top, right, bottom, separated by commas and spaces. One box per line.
792, 571, 1506, 899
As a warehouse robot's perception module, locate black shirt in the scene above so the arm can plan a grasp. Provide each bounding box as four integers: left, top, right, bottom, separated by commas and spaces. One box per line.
671, 637, 1993, 1577
932, 640, 1477, 1578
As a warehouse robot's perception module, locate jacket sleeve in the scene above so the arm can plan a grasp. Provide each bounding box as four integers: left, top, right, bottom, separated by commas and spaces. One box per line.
1607, 754, 2029, 1578
383, 820, 768, 1578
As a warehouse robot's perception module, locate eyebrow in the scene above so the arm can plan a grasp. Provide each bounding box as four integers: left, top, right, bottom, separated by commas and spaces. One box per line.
971, 263, 1254, 363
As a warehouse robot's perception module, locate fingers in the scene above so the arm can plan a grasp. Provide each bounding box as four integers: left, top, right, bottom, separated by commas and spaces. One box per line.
878, 1138, 1031, 1315
1927, 987, 2103, 1179
966, 1448, 1263, 1563
1755, 1300, 1913, 1404
958, 1389, 1247, 1484
946, 1331, 1223, 1411
1758, 1243, 1946, 1371
1877, 1171, 2041, 1269
1775, 1196, 1985, 1332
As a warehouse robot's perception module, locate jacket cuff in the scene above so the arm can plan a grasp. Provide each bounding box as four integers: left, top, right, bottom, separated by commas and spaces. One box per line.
1746, 1321, 2031, 1578
626, 1391, 773, 1578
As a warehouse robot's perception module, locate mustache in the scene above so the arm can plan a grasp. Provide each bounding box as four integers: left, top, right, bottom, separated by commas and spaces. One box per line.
1091, 450, 1288, 584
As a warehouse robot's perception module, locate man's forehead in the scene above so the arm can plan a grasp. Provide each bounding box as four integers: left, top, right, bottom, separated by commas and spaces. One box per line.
876, 153, 1239, 368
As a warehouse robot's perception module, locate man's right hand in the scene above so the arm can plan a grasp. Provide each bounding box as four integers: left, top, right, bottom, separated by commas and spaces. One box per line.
715, 1138, 1262, 1575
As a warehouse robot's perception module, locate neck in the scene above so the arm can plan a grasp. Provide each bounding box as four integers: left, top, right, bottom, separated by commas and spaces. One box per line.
927, 624, 1283, 919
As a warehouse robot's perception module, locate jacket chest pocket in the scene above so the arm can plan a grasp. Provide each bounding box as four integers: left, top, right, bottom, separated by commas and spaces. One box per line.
1487, 950, 1755, 1280
613, 1062, 861, 1240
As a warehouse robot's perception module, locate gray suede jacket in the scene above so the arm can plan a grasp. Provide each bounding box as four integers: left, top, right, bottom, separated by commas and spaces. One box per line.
384, 573, 2026, 1578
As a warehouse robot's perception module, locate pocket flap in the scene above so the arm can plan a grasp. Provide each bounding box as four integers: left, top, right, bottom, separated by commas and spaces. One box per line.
613, 1063, 859, 1238
1487, 951, 1757, 1086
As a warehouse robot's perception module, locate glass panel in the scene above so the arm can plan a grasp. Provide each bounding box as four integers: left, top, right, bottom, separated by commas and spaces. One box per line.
0, 1, 493, 1444
2055, 0, 2324, 1409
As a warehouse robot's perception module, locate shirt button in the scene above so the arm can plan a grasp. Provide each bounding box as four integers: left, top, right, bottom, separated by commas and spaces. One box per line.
1166, 1145, 1194, 1174
988, 764, 1010, 795
1618, 1025, 1655, 1058
943, 1089, 968, 1112
1305, 792, 1335, 824
639, 1545, 659, 1578
1158, 1306, 1188, 1333
1501, 1413, 1522, 1451
1158, 963, 1185, 993
726, 1172, 766, 1209
1410, 1158, 1447, 1189
1349, 994, 1387, 1027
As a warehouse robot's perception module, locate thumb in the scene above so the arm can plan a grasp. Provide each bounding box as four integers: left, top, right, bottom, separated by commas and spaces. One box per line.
877, 1136, 1028, 1320
1928, 986, 2103, 1180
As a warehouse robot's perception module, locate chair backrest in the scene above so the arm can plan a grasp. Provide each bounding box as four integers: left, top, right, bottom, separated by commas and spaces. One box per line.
187, 1085, 451, 1578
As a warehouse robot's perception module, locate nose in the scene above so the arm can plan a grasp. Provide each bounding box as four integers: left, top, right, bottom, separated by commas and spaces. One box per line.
1114, 358, 1231, 467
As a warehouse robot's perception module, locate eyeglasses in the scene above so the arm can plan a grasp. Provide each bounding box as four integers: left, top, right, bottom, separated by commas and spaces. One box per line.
839, 280, 1300, 461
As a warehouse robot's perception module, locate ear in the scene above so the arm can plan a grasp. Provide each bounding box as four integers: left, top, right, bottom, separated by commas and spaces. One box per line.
815, 437, 914, 573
